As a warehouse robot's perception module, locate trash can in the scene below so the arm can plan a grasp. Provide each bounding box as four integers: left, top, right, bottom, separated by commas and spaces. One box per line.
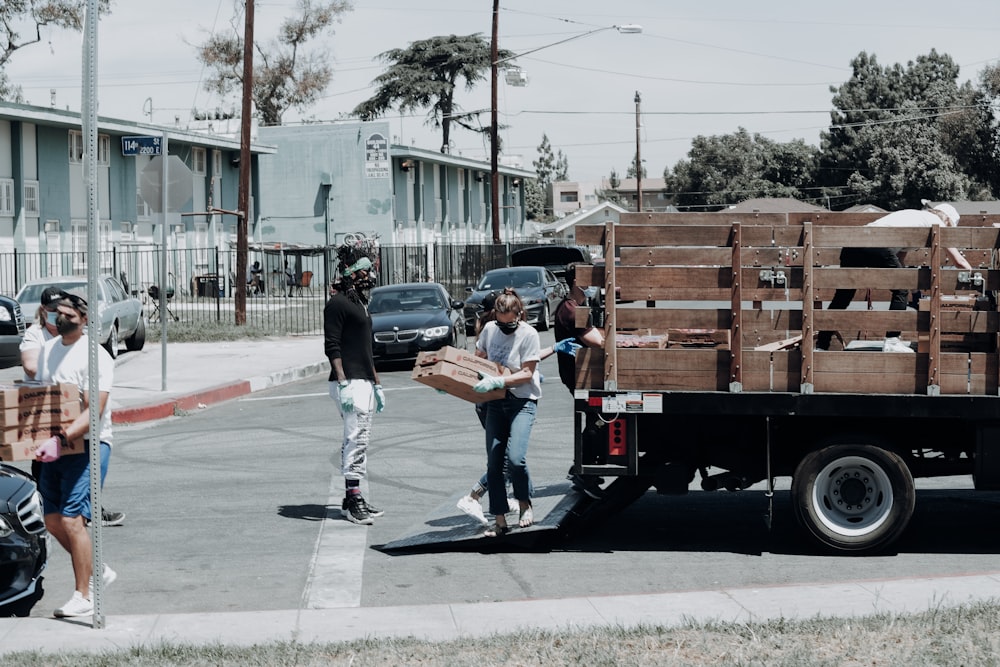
194, 274, 219, 298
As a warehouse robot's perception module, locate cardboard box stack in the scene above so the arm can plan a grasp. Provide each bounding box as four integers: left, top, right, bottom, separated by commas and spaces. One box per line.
411, 346, 510, 403
0, 382, 82, 461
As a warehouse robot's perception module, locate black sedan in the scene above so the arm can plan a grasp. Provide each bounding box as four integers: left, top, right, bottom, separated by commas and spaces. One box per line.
463, 266, 566, 334
0, 463, 47, 615
368, 283, 468, 362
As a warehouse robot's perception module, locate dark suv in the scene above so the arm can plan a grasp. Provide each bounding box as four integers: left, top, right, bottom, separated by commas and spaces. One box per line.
0, 295, 26, 369
0, 463, 47, 613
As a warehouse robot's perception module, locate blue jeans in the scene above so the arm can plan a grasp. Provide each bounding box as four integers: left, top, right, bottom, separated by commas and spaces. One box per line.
484, 397, 537, 517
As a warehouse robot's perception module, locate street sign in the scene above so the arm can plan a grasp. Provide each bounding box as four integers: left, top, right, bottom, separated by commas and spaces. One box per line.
139, 155, 193, 212
121, 135, 162, 156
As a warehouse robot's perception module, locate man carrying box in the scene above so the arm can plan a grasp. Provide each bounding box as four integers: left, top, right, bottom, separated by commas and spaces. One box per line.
33, 289, 116, 618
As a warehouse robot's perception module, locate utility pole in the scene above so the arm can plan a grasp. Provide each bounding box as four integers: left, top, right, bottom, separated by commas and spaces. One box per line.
236, 0, 254, 325
634, 90, 642, 213
490, 0, 501, 244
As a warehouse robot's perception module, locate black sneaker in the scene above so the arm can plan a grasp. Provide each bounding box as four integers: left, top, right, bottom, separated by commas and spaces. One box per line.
360, 498, 384, 518
341, 495, 374, 525
85, 508, 126, 528
568, 473, 606, 500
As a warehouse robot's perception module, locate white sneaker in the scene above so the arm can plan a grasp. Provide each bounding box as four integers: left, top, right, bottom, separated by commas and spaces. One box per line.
89, 563, 116, 591
456, 495, 488, 526
54, 591, 93, 618
883, 337, 914, 353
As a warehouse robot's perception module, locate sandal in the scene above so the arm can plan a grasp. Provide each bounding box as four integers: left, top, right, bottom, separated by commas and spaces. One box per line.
518, 504, 534, 528
484, 522, 511, 538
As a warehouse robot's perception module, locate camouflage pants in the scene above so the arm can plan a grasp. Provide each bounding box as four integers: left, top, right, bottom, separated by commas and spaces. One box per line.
330, 379, 375, 481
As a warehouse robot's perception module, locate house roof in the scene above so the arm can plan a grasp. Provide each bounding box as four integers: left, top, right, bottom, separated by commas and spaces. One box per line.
540, 201, 628, 235
0, 101, 276, 153
612, 177, 667, 192
726, 197, 826, 213
390, 144, 535, 178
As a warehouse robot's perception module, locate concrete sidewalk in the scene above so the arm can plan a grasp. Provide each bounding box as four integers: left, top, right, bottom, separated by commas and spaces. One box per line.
0, 335, 330, 424
1, 572, 999, 654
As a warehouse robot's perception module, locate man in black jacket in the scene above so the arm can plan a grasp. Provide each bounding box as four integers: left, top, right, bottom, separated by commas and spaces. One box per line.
324, 252, 386, 525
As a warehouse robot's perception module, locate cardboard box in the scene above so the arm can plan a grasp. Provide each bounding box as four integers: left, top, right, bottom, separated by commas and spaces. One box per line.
0, 434, 84, 462
0, 382, 81, 422
412, 360, 507, 403
415, 346, 506, 377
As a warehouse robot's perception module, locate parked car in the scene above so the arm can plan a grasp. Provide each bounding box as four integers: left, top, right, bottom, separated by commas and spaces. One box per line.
509, 244, 593, 285
0, 463, 47, 614
463, 266, 566, 334
15, 275, 145, 359
368, 283, 467, 363
0, 296, 26, 370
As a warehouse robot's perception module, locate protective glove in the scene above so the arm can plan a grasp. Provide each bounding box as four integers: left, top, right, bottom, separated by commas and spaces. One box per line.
554, 338, 583, 357
35, 436, 62, 463
474, 374, 506, 393
338, 381, 354, 413
374, 384, 386, 413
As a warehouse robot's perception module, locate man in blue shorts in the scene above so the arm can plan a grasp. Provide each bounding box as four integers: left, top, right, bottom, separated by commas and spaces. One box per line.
33, 289, 117, 617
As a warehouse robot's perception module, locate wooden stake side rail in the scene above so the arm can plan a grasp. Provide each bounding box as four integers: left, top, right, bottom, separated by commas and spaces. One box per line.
575, 213, 1000, 396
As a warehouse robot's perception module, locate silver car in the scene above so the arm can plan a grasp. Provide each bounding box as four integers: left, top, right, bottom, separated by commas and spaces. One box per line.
15, 275, 146, 358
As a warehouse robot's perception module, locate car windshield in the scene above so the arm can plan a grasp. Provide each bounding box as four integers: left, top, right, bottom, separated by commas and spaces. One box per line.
368, 290, 445, 313
477, 270, 542, 291
18, 282, 87, 304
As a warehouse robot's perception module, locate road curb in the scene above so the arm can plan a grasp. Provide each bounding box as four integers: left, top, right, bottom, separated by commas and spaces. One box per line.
111, 360, 330, 425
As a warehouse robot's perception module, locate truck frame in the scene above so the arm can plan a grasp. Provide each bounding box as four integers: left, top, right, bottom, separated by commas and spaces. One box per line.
570, 211, 1000, 554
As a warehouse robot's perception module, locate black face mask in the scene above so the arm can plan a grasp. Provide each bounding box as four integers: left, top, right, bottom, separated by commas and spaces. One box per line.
496, 320, 519, 335
56, 314, 79, 336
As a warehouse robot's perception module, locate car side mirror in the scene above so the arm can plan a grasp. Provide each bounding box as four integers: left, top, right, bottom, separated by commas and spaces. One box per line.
465, 286, 473, 293
451, 300, 464, 310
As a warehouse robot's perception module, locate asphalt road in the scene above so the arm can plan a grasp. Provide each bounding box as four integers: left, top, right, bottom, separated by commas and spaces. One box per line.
10, 331, 1000, 618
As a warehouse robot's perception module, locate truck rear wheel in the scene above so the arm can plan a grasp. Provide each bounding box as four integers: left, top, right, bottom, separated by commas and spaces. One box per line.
791, 444, 915, 554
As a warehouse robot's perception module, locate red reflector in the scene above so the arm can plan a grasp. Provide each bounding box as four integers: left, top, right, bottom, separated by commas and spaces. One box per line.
608, 418, 626, 456
588, 397, 603, 407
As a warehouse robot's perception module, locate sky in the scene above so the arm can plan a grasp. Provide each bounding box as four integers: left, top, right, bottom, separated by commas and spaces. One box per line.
6, 1, 1000, 184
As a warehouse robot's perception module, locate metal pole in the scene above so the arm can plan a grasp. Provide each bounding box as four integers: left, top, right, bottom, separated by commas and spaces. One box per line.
635, 90, 642, 213
82, 0, 105, 628
236, 0, 254, 325
490, 0, 501, 244
160, 132, 168, 391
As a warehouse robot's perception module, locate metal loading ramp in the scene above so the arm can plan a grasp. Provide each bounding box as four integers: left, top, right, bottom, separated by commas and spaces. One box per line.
378, 481, 589, 553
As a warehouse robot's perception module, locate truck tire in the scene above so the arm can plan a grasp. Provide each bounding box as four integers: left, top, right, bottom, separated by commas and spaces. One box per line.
791, 444, 915, 554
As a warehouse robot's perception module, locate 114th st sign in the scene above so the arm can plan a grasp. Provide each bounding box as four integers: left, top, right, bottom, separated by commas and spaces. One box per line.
121, 135, 162, 156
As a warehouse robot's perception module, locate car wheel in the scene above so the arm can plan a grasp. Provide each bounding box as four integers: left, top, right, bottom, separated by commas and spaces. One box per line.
536, 302, 549, 331
126, 317, 146, 351
104, 324, 119, 359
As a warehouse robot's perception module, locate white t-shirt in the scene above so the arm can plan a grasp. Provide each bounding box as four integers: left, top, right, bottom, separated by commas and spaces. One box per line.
36, 334, 115, 446
867, 210, 946, 228
19, 323, 54, 381
476, 321, 542, 400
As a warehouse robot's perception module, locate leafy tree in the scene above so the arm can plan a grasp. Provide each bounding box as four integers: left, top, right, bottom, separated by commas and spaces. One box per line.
0, 0, 111, 101
354, 34, 513, 152
595, 168, 627, 207
626, 154, 647, 179
526, 133, 569, 220
818, 50, 980, 207
197, 0, 351, 126
523, 179, 546, 221
666, 128, 818, 210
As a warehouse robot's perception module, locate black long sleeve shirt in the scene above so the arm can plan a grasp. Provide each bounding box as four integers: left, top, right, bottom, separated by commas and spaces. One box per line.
324, 292, 376, 383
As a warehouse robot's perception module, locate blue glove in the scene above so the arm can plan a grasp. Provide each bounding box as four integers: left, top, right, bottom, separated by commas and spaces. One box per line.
474, 374, 506, 393
374, 384, 386, 413
554, 338, 583, 356
338, 381, 354, 413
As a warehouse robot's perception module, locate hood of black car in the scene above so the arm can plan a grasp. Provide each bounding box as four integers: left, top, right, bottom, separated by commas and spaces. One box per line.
370, 311, 450, 331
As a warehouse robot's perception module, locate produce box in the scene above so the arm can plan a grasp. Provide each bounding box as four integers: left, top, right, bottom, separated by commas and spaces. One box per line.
415, 346, 506, 377
411, 360, 507, 403
0, 382, 83, 461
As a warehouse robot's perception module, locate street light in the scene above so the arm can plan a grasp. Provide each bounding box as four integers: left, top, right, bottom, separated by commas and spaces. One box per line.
489, 8, 642, 243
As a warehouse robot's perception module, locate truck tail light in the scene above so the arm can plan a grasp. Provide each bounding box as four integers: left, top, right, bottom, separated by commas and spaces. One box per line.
608, 417, 626, 456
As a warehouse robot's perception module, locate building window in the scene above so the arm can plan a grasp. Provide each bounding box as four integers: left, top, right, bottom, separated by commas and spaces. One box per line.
193, 147, 207, 175
559, 192, 578, 203
213, 150, 222, 175
0, 179, 13, 216
69, 131, 111, 164
136, 189, 151, 220
23, 181, 39, 217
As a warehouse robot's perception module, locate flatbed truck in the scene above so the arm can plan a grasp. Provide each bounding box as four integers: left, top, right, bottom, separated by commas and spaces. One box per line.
569, 211, 1000, 554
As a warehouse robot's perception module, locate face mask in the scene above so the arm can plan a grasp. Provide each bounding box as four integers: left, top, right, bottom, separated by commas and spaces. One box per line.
496, 320, 519, 335
56, 314, 79, 336
45, 311, 58, 327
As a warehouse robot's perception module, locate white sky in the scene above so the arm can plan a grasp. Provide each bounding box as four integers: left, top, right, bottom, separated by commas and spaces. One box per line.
7, 1, 1000, 182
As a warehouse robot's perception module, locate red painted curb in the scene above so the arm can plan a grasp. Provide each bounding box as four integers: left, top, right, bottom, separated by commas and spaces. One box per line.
111, 380, 254, 424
